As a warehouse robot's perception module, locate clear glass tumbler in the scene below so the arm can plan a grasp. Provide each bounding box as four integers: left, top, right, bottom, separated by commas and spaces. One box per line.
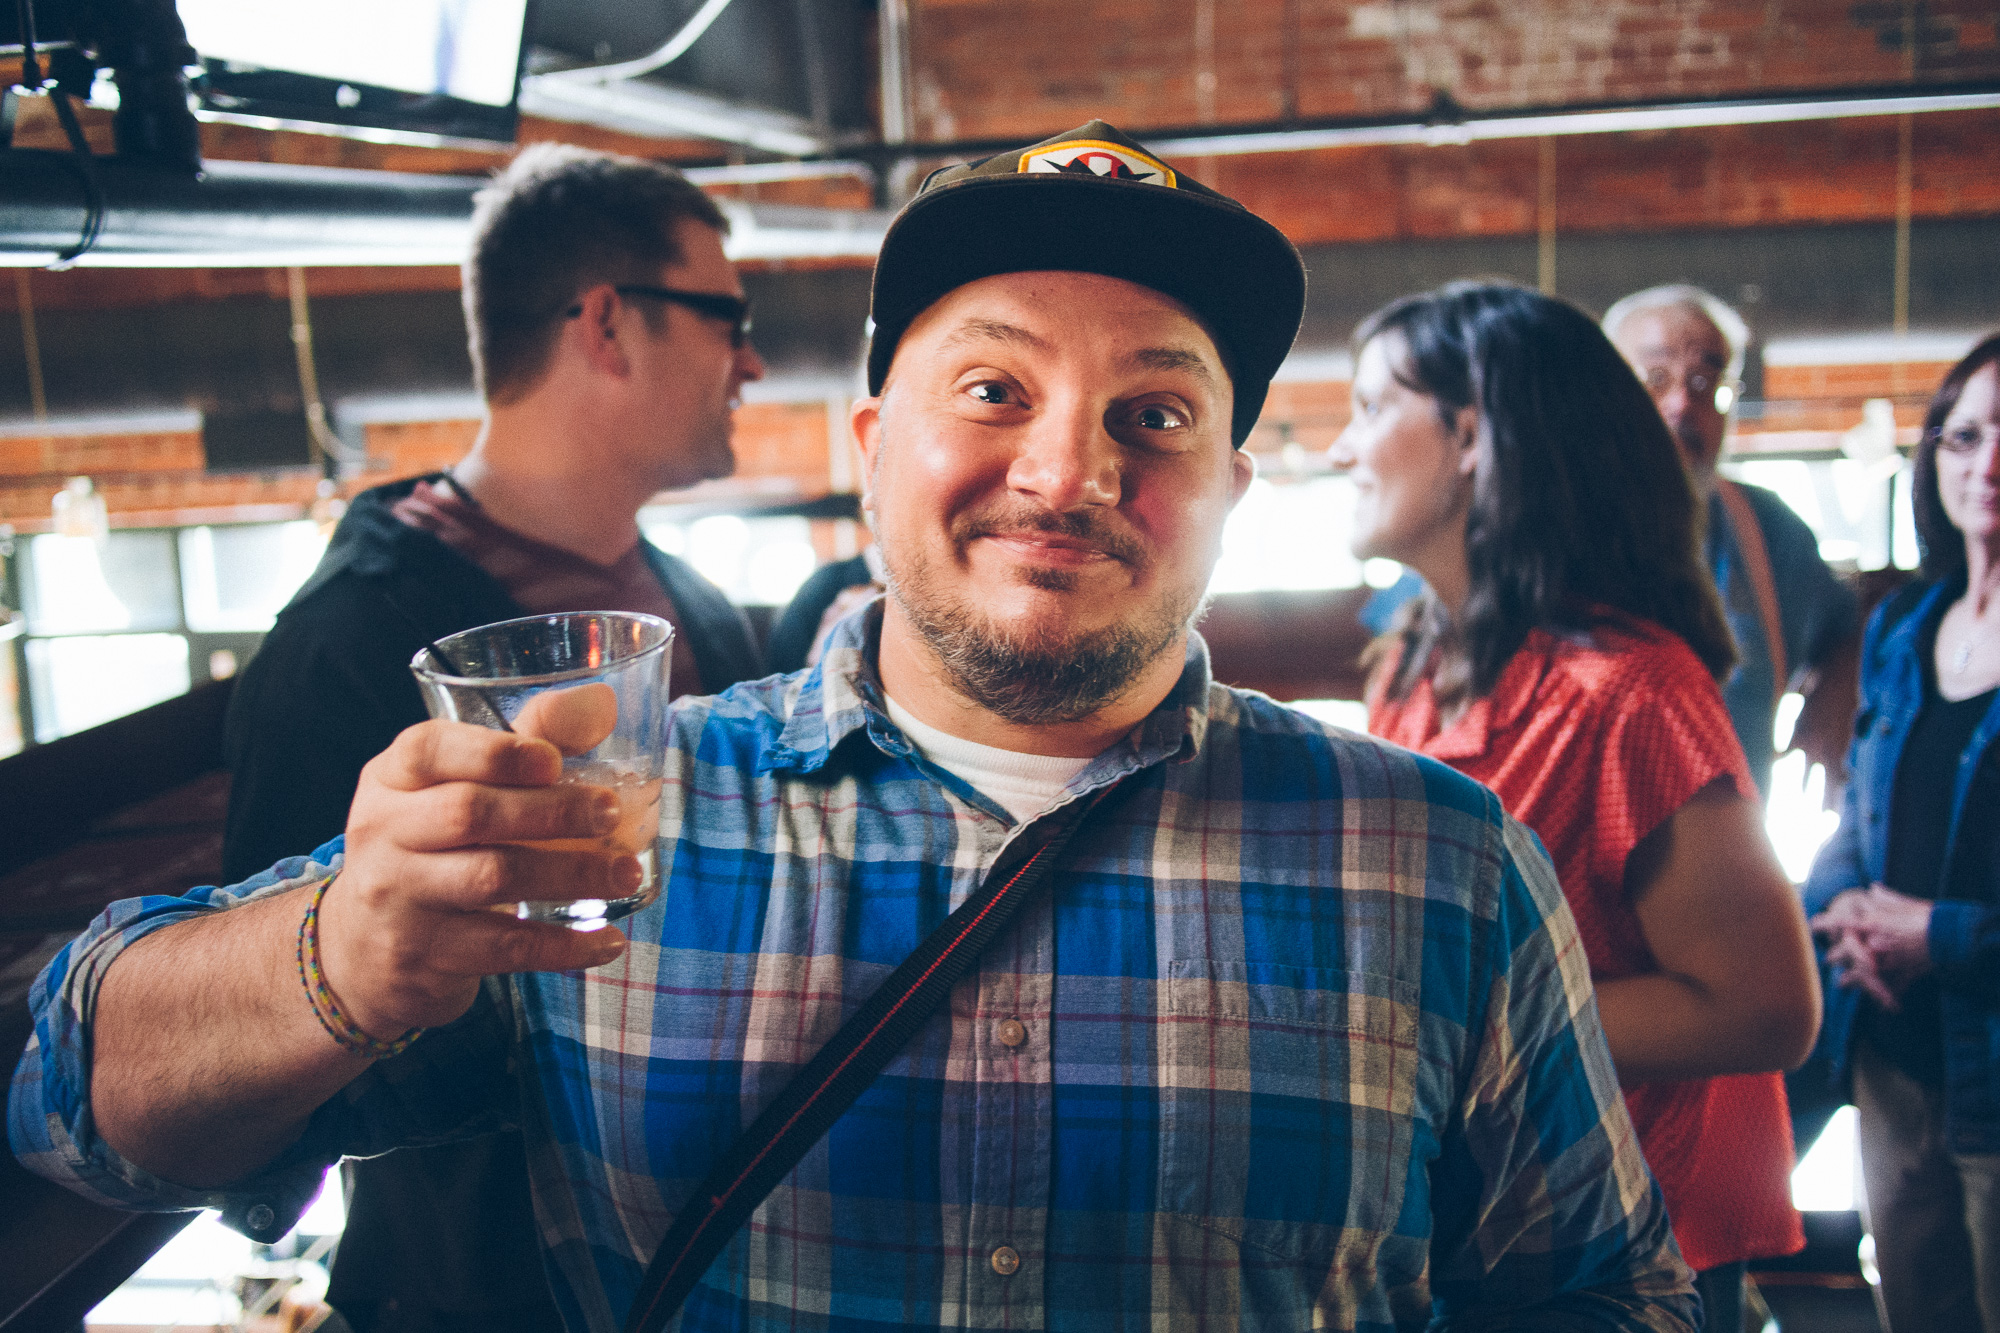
409, 611, 672, 929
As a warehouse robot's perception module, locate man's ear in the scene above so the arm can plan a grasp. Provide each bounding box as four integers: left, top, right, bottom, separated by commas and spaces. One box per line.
1227, 445, 1256, 510
1452, 405, 1481, 477
850, 395, 884, 514
571, 285, 632, 379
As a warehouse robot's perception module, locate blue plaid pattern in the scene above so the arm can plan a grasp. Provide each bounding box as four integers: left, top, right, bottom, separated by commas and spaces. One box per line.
12, 607, 1693, 1331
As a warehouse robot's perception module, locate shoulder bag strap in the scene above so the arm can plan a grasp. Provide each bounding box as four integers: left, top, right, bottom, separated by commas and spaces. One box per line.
622, 784, 1115, 1333
1715, 477, 1788, 705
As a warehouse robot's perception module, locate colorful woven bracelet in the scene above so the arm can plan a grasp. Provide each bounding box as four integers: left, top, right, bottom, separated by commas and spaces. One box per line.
294, 873, 426, 1059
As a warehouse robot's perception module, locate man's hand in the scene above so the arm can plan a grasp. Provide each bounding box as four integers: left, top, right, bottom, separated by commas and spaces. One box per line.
87, 685, 642, 1189
1812, 883, 1934, 1011
318, 685, 634, 1041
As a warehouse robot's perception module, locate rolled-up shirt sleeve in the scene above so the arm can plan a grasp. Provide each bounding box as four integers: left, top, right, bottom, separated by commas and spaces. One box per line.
1430, 817, 1698, 1332
8, 840, 516, 1242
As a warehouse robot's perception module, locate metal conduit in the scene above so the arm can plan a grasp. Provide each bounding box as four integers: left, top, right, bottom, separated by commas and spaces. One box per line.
851, 80, 2000, 167
0, 152, 483, 267
0, 79, 1994, 266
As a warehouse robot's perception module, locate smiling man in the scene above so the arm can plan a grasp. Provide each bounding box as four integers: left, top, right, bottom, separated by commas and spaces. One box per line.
860, 271, 1249, 753
15, 123, 1693, 1332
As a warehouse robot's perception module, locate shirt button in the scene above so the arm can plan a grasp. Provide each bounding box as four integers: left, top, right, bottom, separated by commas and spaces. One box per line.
990, 1245, 1021, 1276
995, 1018, 1027, 1048
246, 1203, 275, 1233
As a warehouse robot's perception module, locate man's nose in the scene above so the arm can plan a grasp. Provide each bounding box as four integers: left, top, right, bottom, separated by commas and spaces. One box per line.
1654, 383, 1693, 424
1007, 401, 1120, 509
735, 340, 766, 383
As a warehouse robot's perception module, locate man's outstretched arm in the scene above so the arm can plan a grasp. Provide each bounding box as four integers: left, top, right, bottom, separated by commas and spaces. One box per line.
15, 690, 635, 1196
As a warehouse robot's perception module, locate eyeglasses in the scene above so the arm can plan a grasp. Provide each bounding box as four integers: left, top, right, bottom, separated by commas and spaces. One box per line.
1639, 365, 1740, 414
564, 285, 754, 347
1931, 422, 2000, 455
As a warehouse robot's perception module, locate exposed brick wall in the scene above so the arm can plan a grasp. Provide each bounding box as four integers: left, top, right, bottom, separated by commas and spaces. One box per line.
898, 0, 2000, 248
0, 400, 839, 532
0, 363, 1934, 535
729, 402, 834, 488
361, 419, 482, 478
1765, 358, 1959, 398
0, 464, 326, 531
11, 99, 1997, 292
0, 266, 464, 315
910, 0, 2000, 138
0, 430, 203, 478
1241, 356, 1953, 462
1250, 380, 1352, 453
1075, 108, 2000, 246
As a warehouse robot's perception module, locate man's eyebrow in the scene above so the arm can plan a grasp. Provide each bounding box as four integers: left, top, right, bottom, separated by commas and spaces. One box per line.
1127, 346, 1218, 390
939, 319, 1051, 353
1635, 343, 1727, 369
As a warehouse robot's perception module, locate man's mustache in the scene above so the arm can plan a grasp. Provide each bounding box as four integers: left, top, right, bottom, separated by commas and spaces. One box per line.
956, 504, 1148, 565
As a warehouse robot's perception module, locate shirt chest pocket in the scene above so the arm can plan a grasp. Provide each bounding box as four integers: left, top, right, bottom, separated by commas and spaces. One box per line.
1154, 961, 1426, 1272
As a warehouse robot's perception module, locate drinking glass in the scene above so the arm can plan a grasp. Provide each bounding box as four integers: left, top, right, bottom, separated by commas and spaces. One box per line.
410, 611, 671, 929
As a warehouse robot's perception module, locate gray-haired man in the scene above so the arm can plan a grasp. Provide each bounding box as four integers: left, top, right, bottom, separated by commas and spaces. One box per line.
1604, 284, 1858, 796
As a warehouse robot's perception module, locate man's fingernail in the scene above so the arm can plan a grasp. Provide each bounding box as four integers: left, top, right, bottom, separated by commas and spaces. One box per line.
592, 792, 619, 831
616, 857, 643, 893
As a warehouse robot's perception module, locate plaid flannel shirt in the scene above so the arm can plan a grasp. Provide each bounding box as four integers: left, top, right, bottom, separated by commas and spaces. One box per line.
12, 607, 1694, 1332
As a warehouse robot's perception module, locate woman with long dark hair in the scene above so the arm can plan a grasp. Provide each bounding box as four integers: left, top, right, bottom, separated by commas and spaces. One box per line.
1805, 334, 2000, 1332
1332, 281, 1820, 1324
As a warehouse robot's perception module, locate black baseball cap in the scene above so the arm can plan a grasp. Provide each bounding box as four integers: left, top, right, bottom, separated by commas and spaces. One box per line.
865, 120, 1307, 446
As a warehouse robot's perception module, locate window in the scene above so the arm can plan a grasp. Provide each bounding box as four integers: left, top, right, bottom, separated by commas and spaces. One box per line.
1727, 457, 1916, 572
1210, 475, 1368, 594
7, 521, 326, 747
643, 512, 822, 607
1724, 454, 1915, 883
180, 521, 329, 633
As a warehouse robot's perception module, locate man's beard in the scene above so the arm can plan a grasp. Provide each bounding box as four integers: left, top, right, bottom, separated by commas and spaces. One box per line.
884, 502, 1203, 726
1672, 418, 1720, 488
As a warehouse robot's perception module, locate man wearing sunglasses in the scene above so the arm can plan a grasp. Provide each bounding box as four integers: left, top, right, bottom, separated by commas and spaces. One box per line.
1605, 284, 1858, 800
214, 143, 768, 1333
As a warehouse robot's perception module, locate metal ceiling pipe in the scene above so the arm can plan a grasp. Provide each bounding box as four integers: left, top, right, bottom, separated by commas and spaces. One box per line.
0, 151, 481, 267
0, 149, 895, 265
683, 160, 873, 187
510, 79, 2000, 189
842, 79, 2000, 167
516, 77, 831, 157
1147, 85, 2000, 156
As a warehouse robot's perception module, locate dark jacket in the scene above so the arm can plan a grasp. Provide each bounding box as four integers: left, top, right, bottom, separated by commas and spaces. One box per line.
1803, 578, 2000, 1154
765, 552, 873, 674
223, 473, 765, 881
220, 474, 764, 1330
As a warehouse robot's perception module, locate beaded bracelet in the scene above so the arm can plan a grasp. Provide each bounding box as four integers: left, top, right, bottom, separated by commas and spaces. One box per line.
294, 873, 426, 1059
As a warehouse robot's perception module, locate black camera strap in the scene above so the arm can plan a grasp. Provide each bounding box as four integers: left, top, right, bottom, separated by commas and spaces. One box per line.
622, 785, 1114, 1333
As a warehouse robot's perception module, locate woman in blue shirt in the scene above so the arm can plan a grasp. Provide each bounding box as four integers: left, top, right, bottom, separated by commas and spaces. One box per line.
1806, 332, 2000, 1332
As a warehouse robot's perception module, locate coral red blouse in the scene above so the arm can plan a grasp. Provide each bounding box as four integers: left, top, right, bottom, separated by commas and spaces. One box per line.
1370, 616, 1803, 1272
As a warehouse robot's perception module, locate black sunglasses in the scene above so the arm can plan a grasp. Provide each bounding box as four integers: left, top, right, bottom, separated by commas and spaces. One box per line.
565, 285, 754, 347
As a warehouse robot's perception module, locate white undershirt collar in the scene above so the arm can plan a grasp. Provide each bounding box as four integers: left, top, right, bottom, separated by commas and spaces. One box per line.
884, 694, 1092, 824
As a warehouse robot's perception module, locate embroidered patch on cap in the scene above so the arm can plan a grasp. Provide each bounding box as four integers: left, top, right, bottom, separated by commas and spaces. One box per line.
1018, 139, 1177, 189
